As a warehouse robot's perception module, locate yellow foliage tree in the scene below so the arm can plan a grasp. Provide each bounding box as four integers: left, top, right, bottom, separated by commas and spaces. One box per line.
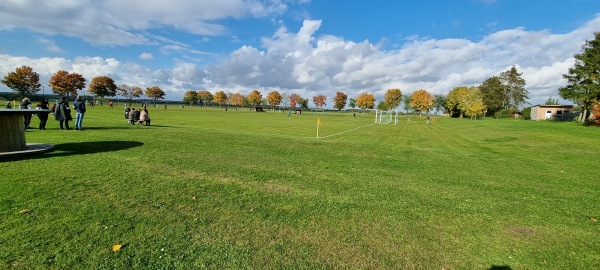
410, 89, 434, 116
266, 90, 283, 110
247, 90, 263, 109
384, 88, 402, 109
214, 90, 228, 109
356, 93, 375, 112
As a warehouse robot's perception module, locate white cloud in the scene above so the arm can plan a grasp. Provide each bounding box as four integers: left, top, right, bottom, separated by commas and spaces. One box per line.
37, 38, 64, 53
0, 0, 294, 46
2, 15, 600, 108
139, 53, 154, 60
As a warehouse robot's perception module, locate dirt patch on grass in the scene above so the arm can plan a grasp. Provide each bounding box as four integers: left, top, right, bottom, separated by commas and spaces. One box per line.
263, 183, 292, 193
505, 225, 535, 236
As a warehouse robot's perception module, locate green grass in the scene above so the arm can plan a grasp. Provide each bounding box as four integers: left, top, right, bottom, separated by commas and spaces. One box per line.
1, 105, 599, 269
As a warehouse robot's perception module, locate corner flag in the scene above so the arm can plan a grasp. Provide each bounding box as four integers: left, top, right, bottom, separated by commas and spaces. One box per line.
317, 118, 321, 139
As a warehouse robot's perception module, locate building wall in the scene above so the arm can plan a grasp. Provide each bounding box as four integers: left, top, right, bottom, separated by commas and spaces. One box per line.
531, 106, 573, 120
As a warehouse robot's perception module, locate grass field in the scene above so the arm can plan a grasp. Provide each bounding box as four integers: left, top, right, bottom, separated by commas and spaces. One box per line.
1, 104, 599, 269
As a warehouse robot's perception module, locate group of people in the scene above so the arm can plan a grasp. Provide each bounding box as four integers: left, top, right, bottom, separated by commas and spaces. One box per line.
124, 106, 151, 126
5, 95, 87, 130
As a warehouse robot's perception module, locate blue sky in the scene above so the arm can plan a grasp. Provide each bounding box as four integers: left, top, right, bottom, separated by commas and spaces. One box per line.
1, 0, 599, 107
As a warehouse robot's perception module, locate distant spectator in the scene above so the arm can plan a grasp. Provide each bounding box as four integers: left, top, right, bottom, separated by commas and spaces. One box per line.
20, 97, 33, 129
54, 96, 72, 130
128, 107, 135, 124
140, 108, 151, 126
35, 99, 50, 130
133, 108, 141, 123
5, 101, 11, 109
73, 95, 86, 130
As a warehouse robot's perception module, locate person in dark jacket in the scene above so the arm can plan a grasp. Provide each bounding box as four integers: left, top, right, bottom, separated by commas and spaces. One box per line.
73, 95, 86, 130
35, 99, 50, 130
20, 97, 33, 128
54, 96, 72, 130
133, 108, 141, 123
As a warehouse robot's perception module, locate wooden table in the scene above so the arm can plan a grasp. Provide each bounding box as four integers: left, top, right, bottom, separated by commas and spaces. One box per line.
0, 109, 52, 152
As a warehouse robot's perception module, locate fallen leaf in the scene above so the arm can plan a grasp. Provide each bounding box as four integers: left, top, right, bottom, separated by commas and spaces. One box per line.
192, 196, 196, 200
112, 245, 122, 252
592, 217, 598, 222
18, 209, 31, 214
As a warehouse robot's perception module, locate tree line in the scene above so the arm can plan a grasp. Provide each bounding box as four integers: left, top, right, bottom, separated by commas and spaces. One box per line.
1, 69, 167, 106
3, 32, 599, 123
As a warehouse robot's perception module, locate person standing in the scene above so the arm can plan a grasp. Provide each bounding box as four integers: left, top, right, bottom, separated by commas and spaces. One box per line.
5, 101, 11, 109
54, 96, 72, 130
20, 97, 33, 129
73, 95, 86, 130
35, 99, 50, 130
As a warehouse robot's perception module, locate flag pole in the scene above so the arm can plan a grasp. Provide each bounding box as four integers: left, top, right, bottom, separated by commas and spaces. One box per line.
317, 118, 320, 139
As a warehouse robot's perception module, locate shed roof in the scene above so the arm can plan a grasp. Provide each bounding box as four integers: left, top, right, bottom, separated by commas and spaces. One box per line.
532, 104, 574, 108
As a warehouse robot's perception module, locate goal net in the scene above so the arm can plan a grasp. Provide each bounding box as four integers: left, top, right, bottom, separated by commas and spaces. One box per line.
375, 109, 398, 125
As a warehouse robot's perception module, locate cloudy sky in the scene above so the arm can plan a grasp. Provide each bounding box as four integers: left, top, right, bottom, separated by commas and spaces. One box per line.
1, 0, 599, 107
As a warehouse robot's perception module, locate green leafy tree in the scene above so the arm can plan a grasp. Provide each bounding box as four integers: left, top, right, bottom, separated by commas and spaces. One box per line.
500, 66, 528, 108
183, 90, 198, 106
88, 76, 117, 98
559, 32, 600, 122
1, 66, 41, 99
402, 94, 412, 113
348, 97, 356, 112
480, 76, 507, 116
544, 97, 560, 105
384, 88, 402, 109
376, 101, 388, 110
433, 94, 446, 114
333, 91, 348, 113
300, 98, 309, 109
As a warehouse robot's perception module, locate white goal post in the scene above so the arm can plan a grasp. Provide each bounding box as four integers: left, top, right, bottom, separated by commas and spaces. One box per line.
374, 109, 398, 125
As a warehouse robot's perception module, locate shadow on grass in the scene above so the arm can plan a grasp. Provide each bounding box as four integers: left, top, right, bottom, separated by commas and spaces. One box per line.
6, 141, 144, 161
489, 265, 512, 270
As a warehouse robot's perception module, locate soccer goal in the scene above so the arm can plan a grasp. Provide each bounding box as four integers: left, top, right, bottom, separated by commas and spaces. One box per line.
375, 109, 398, 125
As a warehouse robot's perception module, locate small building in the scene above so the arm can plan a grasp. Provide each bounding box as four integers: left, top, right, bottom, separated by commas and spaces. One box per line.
530, 104, 575, 120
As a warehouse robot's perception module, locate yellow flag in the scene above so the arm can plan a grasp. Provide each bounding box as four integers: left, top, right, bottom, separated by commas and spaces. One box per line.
317, 118, 321, 125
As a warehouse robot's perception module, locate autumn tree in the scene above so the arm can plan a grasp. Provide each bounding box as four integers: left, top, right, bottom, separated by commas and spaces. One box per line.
197, 90, 213, 108
231, 93, 245, 109
118, 84, 143, 106
463, 87, 487, 120
332, 91, 348, 113
1, 66, 41, 99
266, 90, 283, 111
49, 70, 86, 98
145, 86, 165, 106
410, 89, 434, 116
289, 93, 302, 108
247, 90, 263, 110
445, 86, 469, 117
213, 90, 228, 109
356, 93, 375, 113
560, 32, 600, 122
183, 90, 198, 106
591, 102, 600, 125
88, 76, 117, 98
312, 95, 327, 110
384, 88, 402, 110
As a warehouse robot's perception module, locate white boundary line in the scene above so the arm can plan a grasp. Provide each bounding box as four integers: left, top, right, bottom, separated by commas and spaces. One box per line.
318, 123, 375, 139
